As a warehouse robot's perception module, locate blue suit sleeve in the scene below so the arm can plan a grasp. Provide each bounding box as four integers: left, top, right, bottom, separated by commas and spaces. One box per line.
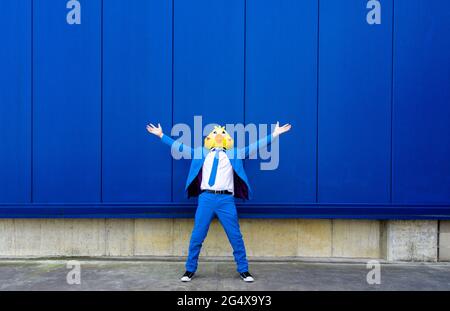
238, 134, 274, 159
160, 134, 194, 158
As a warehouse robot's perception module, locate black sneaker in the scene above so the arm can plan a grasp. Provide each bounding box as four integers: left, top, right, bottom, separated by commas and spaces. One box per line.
239, 272, 254, 282
180, 271, 195, 282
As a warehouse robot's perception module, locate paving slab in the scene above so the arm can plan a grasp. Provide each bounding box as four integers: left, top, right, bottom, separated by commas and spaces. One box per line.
0, 259, 449, 291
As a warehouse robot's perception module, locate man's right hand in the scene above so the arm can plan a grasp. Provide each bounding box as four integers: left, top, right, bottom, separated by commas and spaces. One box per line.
146, 123, 163, 138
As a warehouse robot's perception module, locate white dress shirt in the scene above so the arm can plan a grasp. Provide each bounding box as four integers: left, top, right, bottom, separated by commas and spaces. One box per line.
200, 149, 234, 194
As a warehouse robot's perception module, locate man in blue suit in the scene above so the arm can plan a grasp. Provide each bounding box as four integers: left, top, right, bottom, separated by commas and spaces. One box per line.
147, 122, 291, 282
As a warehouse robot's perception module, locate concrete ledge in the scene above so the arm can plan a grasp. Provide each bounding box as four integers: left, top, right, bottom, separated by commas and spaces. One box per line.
0, 256, 386, 264
0, 219, 379, 259
0, 219, 440, 262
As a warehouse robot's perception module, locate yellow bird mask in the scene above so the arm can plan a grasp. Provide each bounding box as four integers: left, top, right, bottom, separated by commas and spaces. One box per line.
204, 126, 234, 150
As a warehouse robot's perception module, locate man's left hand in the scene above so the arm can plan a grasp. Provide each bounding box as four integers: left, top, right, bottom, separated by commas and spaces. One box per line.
272, 121, 292, 138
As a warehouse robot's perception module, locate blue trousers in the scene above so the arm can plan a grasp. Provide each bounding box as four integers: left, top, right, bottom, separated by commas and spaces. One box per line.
185, 192, 249, 273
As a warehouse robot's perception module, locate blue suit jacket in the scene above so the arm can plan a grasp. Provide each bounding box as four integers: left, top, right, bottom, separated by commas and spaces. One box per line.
161, 134, 273, 200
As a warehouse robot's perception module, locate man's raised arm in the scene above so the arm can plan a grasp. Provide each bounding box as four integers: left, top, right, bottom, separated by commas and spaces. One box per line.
239, 121, 292, 159
146, 123, 193, 158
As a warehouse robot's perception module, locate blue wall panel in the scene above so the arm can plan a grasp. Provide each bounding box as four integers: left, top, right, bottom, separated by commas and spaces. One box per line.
173, 0, 245, 202
393, 0, 450, 204
0, 0, 449, 218
318, 0, 392, 203
0, 0, 31, 203
33, 0, 101, 202
102, 0, 172, 202
245, 0, 317, 203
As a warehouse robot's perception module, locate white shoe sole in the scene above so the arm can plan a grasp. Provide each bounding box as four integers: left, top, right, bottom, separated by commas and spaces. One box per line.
241, 276, 254, 282
181, 276, 192, 282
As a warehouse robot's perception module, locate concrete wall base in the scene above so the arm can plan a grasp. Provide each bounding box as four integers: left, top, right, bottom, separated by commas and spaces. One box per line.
381, 220, 438, 262
439, 221, 450, 261
0, 219, 445, 261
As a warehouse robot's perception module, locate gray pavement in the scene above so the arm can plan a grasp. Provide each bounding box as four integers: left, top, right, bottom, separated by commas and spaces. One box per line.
0, 258, 449, 291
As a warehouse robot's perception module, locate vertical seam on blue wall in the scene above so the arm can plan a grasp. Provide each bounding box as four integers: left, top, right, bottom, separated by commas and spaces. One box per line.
390, 0, 395, 204
171, 0, 175, 202
315, 0, 320, 203
243, 0, 246, 127
100, 0, 104, 203
242, 0, 247, 174
30, 0, 34, 203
